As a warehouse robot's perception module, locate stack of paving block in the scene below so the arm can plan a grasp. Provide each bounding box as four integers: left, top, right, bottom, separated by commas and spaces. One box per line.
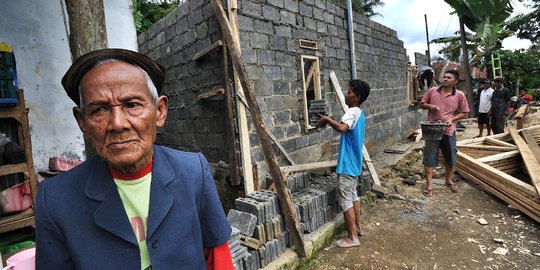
308, 99, 326, 126
291, 183, 338, 233
285, 172, 310, 192
227, 212, 254, 268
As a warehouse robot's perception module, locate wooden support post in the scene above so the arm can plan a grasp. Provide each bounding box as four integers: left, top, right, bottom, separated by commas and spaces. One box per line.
211, 0, 306, 257
221, 44, 241, 186
515, 104, 527, 130
225, 0, 254, 193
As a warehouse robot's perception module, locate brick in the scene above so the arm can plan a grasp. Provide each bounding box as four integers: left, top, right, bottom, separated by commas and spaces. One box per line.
298, 2, 312, 17
273, 81, 290, 95
283, 0, 298, 12
275, 52, 293, 67
257, 50, 275, 65
273, 110, 290, 125
281, 67, 298, 81
263, 66, 281, 81
242, 47, 258, 64
316, 21, 328, 33
262, 5, 280, 21
275, 25, 292, 38
238, 15, 254, 31
303, 17, 316, 30
252, 20, 273, 35
280, 10, 296, 25
188, 12, 203, 26
250, 32, 269, 49
195, 22, 208, 39
242, 1, 262, 17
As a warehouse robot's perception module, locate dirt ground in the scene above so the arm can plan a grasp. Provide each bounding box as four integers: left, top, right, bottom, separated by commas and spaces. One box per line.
301, 120, 540, 270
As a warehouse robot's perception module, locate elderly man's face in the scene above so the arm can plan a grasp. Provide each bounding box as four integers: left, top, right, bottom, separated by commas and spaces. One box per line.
74, 61, 168, 173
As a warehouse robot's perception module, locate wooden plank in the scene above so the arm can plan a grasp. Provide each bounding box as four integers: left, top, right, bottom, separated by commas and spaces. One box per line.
522, 130, 540, 164
509, 128, 540, 195
363, 145, 381, 186
476, 150, 520, 163
196, 88, 225, 100
457, 167, 540, 223
268, 130, 296, 165
0, 163, 28, 177
192, 40, 224, 61
226, 0, 253, 193
329, 70, 349, 111
457, 151, 539, 199
458, 145, 517, 151
221, 45, 241, 186
415, 129, 423, 142
484, 137, 516, 148
280, 160, 337, 176
211, 0, 306, 257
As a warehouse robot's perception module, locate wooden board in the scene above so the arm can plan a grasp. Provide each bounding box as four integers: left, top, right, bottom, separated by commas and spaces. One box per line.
509, 128, 540, 196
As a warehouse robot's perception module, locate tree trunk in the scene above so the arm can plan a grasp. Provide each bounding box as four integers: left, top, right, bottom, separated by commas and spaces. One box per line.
65, 0, 108, 158
459, 17, 474, 117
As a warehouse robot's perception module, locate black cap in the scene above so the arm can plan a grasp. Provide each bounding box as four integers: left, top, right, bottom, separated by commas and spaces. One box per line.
493, 77, 504, 82
61, 48, 165, 106
481, 79, 491, 84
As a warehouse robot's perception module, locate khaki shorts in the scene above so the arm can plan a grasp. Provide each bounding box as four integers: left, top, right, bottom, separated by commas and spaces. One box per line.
337, 174, 359, 212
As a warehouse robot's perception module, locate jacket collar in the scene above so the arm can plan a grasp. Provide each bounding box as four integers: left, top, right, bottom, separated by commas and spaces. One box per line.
84, 145, 175, 244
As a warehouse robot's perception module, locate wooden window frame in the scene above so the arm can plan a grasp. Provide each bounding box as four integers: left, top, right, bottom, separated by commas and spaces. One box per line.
301, 55, 322, 130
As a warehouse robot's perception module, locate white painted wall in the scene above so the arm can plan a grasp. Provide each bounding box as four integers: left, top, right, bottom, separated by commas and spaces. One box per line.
0, 0, 137, 171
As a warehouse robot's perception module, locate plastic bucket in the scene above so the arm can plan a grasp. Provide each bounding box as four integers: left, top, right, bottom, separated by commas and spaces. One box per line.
2, 247, 35, 270
420, 121, 447, 141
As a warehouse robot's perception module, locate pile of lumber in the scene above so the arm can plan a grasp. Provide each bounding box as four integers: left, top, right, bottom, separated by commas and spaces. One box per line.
456, 125, 540, 223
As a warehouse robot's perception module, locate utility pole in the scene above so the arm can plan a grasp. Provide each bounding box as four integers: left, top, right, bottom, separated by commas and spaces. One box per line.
64, 0, 108, 158
424, 14, 431, 66
459, 17, 474, 116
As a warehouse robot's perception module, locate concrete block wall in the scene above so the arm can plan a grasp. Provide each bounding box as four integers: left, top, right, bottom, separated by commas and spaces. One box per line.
414, 52, 428, 66
138, 0, 230, 163
237, 0, 423, 182
138, 0, 426, 185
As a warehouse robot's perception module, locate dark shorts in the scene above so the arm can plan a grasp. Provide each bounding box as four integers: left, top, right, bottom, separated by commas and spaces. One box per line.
477, 113, 490, 125
423, 135, 457, 167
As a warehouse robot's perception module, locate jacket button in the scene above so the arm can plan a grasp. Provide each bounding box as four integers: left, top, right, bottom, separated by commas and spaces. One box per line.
152, 240, 159, 248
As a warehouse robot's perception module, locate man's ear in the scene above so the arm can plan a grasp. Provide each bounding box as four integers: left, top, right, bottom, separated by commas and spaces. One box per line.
155, 96, 168, 128
73, 107, 87, 134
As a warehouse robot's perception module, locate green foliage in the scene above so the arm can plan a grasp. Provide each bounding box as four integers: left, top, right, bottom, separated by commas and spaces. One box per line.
505, 0, 540, 45
329, 0, 384, 18
499, 48, 540, 91
444, 0, 513, 31
133, 0, 181, 35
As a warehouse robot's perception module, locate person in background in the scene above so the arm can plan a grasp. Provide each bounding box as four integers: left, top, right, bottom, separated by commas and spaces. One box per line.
419, 70, 469, 197
490, 77, 511, 134
35, 49, 233, 270
317, 80, 370, 248
514, 89, 532, 109
474, 79, 494, 138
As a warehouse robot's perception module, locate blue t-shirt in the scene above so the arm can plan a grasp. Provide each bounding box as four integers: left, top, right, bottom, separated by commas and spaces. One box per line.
336, 107, 365, 177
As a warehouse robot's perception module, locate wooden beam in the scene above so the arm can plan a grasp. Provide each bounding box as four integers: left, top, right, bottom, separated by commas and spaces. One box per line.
363, 145, 381, 186
280, 160, 337, 176
522, 130, 540, 164
267, 130, 296, 165
476, 150, 520, 163
226, 0, 253, 194
221, 44, 241, 186
484, 137, 516, 148
509, 128, 540, 195
192, 40, 224, 61
457, 145, 517, 151
210, 0, 306, 257
196, 88, 225, 100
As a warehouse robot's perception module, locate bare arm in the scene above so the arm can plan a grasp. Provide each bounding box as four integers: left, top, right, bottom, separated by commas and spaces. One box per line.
318, 114, 349, 134
447, 111, 468, 126
419, 102, 440, 112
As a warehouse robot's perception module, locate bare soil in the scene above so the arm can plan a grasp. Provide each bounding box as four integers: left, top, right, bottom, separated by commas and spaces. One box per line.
302, 121, 540, 270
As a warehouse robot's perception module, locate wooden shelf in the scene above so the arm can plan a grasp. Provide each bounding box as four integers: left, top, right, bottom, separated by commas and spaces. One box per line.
0, 163, 28, 177
0, 90, 38, 234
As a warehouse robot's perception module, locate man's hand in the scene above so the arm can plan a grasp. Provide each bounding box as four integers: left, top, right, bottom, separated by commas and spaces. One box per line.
429, 104, 440, 112
317, 113, 329, 128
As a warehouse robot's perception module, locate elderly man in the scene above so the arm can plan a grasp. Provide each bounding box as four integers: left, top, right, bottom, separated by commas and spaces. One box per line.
35, 49, 232, 269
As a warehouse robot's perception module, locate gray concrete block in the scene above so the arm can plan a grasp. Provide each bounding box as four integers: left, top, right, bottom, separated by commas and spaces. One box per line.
280, 10, 296, 25
238, 15, 254, 31
262, 5, 280, 21
298, 2, 312, 17
254, 19, 273, 35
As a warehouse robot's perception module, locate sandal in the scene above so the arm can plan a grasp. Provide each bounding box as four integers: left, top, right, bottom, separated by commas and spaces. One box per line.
445, 182, 459, 193
473, 135, 482, 138
422, 188, 432, 197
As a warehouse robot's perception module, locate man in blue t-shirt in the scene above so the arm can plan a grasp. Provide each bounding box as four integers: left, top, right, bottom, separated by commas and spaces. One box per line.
318, 80, 370, 248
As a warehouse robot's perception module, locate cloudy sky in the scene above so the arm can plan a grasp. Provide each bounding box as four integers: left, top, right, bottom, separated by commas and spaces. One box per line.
371, 0, 534, 62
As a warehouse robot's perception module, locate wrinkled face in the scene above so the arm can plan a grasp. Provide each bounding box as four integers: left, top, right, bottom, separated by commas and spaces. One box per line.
442, 73, 458, 88
345, 87, 360, 107
74, 61, 168, 172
